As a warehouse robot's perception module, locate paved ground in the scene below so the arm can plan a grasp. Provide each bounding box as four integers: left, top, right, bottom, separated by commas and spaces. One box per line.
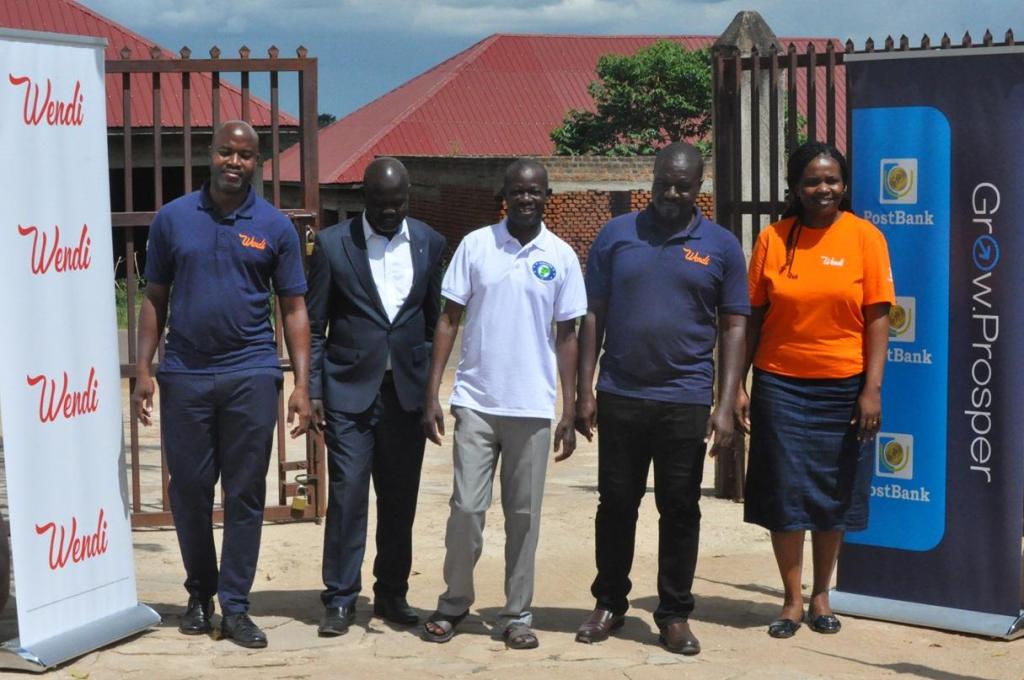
0, 347, 1021, 678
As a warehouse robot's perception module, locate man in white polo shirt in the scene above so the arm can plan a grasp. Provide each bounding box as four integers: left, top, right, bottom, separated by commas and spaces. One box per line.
420, 159, 586, 650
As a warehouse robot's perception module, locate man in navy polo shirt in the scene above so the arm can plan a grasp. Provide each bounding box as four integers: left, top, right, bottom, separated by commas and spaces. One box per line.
132, 120, 313, 649
574, 142, 748, 655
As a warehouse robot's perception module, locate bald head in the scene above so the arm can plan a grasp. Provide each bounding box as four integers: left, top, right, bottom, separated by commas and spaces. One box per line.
363, 157, 410, 234
654, 142, 703, 177
209, 119, 260, 202
213, 120, 259, 147
650, 142, 703, 228
364, 157, 409, 191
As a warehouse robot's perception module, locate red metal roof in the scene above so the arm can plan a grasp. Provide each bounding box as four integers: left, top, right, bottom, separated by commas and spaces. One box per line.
277, 33, 844, 185
0, 0, 297, 128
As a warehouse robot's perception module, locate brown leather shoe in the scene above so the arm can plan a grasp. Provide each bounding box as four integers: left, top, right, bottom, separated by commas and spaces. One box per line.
575, 608, 625, 644
658, 620, 700, 655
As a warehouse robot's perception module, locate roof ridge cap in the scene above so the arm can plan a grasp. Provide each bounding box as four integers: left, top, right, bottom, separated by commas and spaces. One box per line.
321, 34, 500, 182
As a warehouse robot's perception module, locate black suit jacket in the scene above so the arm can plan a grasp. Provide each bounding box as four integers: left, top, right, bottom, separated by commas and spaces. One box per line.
306, 216, 446, 413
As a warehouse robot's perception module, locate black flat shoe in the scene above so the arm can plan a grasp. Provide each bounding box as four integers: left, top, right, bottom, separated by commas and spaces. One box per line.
221, 613, 268, 648
373, 596, 419, 626
807, 612, 842, 634
319, 605, 357, 636
767, 618, 801, 639
179, 597, 214, 635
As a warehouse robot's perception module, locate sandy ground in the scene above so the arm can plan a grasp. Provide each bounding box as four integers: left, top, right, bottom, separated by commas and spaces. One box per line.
1, 351, 1022, 679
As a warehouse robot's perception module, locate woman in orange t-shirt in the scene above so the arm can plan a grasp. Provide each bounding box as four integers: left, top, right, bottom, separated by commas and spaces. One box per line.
736, 142, 894, 639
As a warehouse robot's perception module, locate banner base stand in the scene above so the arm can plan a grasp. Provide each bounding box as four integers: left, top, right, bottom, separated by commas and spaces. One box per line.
0, 603, 160, 672
832, 590, 1024, 640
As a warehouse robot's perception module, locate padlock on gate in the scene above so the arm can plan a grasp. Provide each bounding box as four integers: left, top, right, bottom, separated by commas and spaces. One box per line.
305, 226, 316, 257
291, 485, 308, 512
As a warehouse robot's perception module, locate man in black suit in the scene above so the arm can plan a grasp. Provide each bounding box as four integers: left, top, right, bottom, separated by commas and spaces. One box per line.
306, 157, 446, 636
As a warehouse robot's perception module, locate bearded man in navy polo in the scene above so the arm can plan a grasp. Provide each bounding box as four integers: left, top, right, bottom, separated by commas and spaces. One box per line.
574, 143, 749, 655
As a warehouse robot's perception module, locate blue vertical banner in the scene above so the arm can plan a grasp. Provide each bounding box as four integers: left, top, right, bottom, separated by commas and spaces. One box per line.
848, 107, 949, 552
834, 48, 1024, 638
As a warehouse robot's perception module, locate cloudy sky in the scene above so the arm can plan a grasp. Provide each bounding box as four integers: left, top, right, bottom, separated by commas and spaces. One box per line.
81, 0, 1023, 119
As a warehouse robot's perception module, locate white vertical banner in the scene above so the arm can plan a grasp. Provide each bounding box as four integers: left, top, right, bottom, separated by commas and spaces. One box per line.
0, 29, 157, 670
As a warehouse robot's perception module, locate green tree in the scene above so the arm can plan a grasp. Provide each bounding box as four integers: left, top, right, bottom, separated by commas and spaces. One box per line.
318, 112, 337, 128
551, 41, 712, 156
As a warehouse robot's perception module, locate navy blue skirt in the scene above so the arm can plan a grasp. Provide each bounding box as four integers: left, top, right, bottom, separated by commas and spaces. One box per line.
744, 369, 872, 532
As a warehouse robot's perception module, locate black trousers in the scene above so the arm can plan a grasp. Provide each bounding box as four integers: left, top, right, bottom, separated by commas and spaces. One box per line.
158, 369, 281, 616
321, 375, 426, 609
591, 391, 710, 626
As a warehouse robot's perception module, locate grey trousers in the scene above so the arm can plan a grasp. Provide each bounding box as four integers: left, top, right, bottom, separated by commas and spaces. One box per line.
436, 406, 551, 628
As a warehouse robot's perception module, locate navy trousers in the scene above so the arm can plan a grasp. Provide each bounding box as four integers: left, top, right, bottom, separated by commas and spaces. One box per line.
321, 375, 426, 609
158, 369, 281, 616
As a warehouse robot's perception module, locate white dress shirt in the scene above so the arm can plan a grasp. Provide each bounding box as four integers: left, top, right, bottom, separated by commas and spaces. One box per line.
362, 214, 414, 368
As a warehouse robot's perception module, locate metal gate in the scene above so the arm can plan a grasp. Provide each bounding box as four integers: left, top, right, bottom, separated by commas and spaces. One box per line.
108, 45, 324, 527
710, 28, 1015, 499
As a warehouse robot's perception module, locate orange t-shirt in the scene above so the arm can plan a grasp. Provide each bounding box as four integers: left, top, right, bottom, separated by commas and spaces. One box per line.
749, 211, 895, 379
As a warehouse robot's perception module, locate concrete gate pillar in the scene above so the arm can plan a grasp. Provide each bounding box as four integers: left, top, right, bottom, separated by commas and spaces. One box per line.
711, 11, 785, 499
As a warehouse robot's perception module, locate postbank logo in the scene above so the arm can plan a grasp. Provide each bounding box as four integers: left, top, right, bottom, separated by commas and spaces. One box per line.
683, 247, 710, 266
239, 233, 267, 250
889, 296, 915, 343
876, 432, 913, 480
532, 260, 556, 281
880, 158, 917, 204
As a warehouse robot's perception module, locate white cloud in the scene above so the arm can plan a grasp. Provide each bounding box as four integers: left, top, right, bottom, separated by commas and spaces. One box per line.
82, 0, 1023, 42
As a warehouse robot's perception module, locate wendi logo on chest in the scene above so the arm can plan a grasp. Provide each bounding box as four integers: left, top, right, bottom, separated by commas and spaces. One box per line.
238, 232, 267, 250
683, 247, 710, 266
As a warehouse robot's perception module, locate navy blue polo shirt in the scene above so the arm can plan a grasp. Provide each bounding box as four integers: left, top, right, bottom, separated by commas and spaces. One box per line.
585, 206, 750, 405
144, 184, 307, 373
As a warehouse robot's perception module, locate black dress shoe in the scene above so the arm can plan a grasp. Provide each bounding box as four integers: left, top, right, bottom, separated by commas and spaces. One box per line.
319, 606, 357, 636
658, 620, 701, 656
575, 608, 625, 644
179, 597, 214, 635
373, 596, 419, 626
221, 613, 268, 648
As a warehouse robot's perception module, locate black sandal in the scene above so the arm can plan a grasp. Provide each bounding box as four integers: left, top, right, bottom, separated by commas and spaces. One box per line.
503, 623, 539, 650
421, 610, 468, 643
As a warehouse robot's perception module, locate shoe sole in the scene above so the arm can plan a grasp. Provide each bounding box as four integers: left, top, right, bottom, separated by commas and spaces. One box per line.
221, 630, 268, 649
317, 627, 350, 637
421, 629, 456, 643
575, 617, 625, 644
224, 637, 267, 649
179, 626, 213, 636
373, 604, 419, 627
808, 624, 841, 634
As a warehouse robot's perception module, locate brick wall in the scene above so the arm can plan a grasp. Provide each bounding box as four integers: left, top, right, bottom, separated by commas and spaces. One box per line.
408, 185, 502, 254
396, 155, 715, 264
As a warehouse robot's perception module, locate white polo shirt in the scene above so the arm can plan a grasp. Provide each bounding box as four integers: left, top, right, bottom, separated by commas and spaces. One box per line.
442, 220, 587, 419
